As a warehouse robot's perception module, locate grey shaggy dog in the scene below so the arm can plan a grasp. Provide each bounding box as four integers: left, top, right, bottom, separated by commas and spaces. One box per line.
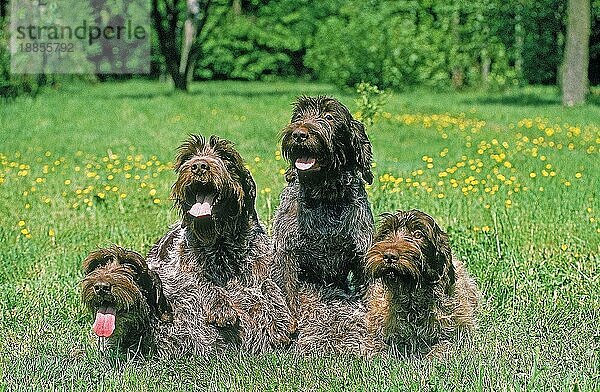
272, 96, 375, 314
146, 135, 295, 355
81, 245, 224, 358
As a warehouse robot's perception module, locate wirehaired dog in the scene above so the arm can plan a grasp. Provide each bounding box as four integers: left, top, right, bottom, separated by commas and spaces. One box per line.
81, 245, 173, 355
147, 135, 295, 354
81, 245, 227, 358
273, 96, 374, 313
365, 210, 479, 357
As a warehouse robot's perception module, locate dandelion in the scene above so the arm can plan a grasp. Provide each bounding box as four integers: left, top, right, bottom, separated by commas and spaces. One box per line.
48, 229, 55, 237
153, 198, 161, 204
18, 220, 25, 227
575, 172, 582, 179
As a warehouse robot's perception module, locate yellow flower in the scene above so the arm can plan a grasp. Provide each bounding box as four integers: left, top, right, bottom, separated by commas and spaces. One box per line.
561, 244, 568, 251
48, 229, 55, 237
120, 193, 127, 199
18, 220, 26, 227
64, 179, 71, 185
149, 189, 157, 197
529, 172, 536, 178
575, 172, 582, 179
21, 228, 30, 235
153, 198, 161, 204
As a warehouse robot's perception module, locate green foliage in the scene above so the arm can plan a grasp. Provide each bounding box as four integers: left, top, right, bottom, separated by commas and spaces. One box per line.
305, 0, 521, 90
196, 1, 344, 81
354, 82, 390, 126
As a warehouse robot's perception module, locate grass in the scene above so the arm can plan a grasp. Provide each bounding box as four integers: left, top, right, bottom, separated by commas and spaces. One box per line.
0, 80, 598, 391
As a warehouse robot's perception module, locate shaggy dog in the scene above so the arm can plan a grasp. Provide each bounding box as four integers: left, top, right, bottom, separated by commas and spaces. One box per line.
147, 135, 295, 354
272, 96, 374, 314
365, 210, 479, 357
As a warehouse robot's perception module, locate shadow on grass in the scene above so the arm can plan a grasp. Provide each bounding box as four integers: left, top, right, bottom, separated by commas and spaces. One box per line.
462, 93, 561, 107
92, 82, 340, 101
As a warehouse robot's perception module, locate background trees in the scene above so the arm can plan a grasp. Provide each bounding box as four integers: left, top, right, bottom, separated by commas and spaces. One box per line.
561, 0, 591, 106
1, 0, 598, 100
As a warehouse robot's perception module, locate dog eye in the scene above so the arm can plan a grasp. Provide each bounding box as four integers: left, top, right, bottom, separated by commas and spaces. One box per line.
413, 230, 424, 239
324, 113, 334, 121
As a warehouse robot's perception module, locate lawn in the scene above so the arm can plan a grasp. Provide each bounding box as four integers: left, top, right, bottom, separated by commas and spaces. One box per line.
0, 81, 598, 391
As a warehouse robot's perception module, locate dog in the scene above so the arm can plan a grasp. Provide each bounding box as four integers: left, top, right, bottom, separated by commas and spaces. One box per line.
81, 245, 229, 358
147, 134, 295, 354
272, 96, 375, 314
81, 245, 172, 355
364, 210, 479, 357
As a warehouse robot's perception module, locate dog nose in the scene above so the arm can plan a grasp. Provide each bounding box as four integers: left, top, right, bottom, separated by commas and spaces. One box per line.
292, 128, 309, 142
190, 160, 209, 174
383, 251, 399, 262
94, 282, 112, 294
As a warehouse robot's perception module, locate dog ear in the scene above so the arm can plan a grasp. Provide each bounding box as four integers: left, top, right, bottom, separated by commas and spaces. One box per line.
144, 270, 173, 322
210, 135, 258, 215
349, 120, 373, 184
425, 223, 455, 285
122, 251, 173, 322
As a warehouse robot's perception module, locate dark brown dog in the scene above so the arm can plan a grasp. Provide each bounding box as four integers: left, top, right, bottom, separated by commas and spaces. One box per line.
147, 135, 295, 354
81, 245, 172, 355
273, 96, 374, 314
365, 210, 479, 357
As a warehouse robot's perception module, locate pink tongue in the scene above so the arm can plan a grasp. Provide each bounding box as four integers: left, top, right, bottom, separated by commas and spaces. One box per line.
295, 157, 316, 171
93, 309, 116, 337
189, 202, 212, 218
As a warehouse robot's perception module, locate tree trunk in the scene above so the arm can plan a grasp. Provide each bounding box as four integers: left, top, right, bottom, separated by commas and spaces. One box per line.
232, 0, 241, 15
561, 0, 590, 106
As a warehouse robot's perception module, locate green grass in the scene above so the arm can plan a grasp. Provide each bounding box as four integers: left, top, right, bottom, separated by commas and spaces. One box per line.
0, 81, 599, 391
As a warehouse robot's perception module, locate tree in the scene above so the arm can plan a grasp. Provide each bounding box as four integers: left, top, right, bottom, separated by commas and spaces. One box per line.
151, 0, 228, 91
561, 0, 591, 106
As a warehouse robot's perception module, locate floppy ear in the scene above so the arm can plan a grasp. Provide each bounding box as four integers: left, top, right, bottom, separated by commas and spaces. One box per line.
425, 223, 455, 285
240, 165, 258, 216
122, 252, 173, 322
143, 270, 173, 322
349, 120, 373, 184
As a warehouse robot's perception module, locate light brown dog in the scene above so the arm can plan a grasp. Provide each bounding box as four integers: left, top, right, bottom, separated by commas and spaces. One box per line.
365, 210, 479, 357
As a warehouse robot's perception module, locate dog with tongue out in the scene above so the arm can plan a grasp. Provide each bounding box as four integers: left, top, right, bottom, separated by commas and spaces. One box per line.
146, 134, 296, 354
81, 245, 173, 355
273, 96, 375, 315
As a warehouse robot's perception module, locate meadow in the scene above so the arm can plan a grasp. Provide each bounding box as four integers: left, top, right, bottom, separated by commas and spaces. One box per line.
0, 81, 598, 391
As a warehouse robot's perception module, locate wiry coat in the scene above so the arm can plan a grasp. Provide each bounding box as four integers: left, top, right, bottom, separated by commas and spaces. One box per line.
79, 245, 221, 358
293, 284, 368, 356
147, 135, 295, 354
364, 210, 479, 357
272, 96, 375, 314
